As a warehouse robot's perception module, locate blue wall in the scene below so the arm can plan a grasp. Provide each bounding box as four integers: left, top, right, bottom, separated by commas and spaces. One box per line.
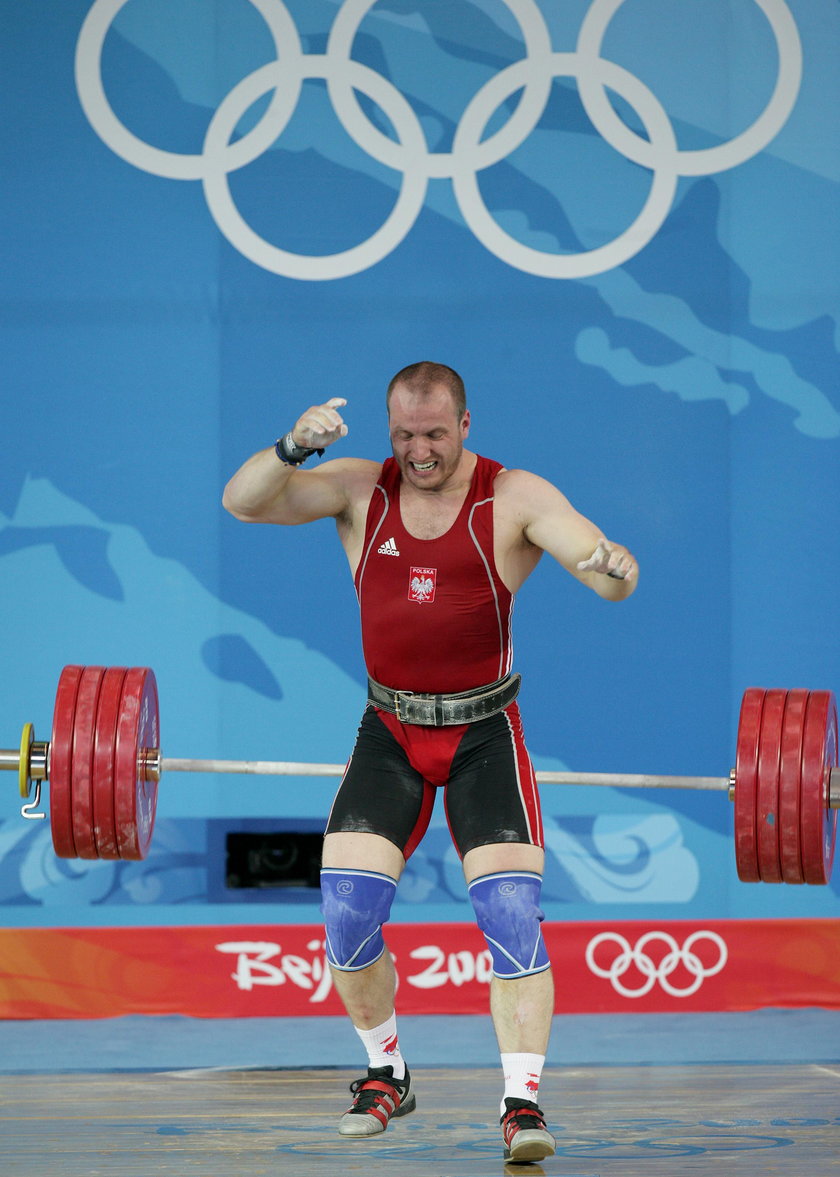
2, 0, 838, 928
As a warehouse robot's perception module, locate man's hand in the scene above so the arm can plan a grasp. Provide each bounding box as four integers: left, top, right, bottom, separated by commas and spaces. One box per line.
292, 397, 349, 451
577, 537, 636, 582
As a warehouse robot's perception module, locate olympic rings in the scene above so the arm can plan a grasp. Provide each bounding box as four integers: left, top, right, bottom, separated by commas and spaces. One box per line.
451, 52, 679, 280
586, 930, 728, 998
75, 0, 802, 280
326, 0, 554, 179
576, 0, 803, 177
75, 0, 304, 181
202, 58, 429, 281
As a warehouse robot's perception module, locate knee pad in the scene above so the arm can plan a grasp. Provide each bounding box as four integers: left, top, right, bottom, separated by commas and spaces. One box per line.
320, 868, 397, 972
468, 871, 550, 979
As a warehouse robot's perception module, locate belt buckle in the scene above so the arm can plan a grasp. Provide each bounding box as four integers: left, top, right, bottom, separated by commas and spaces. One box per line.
394, 690, 414, 723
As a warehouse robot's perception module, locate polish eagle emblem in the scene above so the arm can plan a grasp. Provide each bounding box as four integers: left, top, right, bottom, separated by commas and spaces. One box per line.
408, 566, 437, 603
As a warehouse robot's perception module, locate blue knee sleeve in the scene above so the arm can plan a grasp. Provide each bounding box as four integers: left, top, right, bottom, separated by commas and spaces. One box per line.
468, 871, 550, 979
320, 868, 397, 972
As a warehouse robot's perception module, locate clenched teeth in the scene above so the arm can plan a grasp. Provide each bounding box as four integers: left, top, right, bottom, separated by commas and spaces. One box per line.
412, 461, 436, 470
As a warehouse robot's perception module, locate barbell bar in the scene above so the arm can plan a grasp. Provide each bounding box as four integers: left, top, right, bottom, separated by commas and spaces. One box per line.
2, 666, 838, 884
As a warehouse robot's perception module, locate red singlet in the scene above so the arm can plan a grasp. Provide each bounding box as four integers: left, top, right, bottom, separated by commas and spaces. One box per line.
330, 453, 542, 858
354, 455, 513, 693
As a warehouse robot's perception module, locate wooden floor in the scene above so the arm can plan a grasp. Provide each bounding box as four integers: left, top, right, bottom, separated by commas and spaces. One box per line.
2, 1063, 838, 1176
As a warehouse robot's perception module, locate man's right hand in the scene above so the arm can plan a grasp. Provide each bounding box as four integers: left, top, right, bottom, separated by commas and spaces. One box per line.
292, 397, 349, 451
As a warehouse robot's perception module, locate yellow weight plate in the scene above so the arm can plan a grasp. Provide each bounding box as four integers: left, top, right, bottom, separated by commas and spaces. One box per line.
19, 722, 34, 799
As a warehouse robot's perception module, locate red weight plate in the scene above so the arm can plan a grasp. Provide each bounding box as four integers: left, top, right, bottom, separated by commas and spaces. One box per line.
92, 667, 127, 860
71, 666, 106, 860
114, 667, 160, 860
50, 666, 83, 858
756, 688, 786, 883
734, 688, 765, 883
777, 689, 808, 884
800, 690, 838, 885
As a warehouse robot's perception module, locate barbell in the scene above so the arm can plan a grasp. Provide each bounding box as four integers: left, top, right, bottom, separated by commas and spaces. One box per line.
3, 666, 838, 885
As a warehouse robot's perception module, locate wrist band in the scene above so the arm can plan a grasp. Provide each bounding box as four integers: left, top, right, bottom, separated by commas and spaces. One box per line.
274, 432, 324, 466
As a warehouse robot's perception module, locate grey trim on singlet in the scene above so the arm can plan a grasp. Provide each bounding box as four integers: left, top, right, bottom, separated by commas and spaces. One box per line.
354, 482, 389, 607
467, 495, 510, 682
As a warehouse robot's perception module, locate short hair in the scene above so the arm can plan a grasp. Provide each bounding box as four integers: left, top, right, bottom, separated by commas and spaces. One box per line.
386, 361, 467, 420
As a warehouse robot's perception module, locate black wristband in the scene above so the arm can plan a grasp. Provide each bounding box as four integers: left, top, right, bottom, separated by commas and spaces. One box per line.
274, 432, 324, 466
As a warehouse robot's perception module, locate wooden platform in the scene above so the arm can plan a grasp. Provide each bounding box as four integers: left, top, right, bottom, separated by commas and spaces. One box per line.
2, 1062, 838, 1176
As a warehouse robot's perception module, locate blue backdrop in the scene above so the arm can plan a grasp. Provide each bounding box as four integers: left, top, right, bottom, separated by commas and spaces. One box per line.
2, 0, 838, 929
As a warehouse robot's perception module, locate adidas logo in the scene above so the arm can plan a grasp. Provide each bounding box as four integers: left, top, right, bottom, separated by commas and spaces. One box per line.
377, 537, 400, 556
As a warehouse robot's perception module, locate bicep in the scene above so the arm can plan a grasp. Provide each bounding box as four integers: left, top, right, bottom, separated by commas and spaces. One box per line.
520, 480, 603, 579
228, 458, 363, 527
268, 465, 351, 525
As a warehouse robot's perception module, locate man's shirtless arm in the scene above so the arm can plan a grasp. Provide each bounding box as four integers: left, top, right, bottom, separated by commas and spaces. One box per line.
495, 468, 638, 601
222, 397, 378, 530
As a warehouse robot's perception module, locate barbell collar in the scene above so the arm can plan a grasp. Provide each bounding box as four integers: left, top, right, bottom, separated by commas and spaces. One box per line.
31, 742, 49, 781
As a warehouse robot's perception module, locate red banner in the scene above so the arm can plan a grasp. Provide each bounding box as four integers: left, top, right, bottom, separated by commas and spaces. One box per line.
0, 918, 838, 1019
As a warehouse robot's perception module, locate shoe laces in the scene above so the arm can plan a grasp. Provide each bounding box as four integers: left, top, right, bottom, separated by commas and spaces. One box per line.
348, 1067, 406, 1113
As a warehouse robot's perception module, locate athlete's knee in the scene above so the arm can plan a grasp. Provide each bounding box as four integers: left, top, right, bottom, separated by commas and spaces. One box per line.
320, 868, 398, 972
468, 871, 550, 979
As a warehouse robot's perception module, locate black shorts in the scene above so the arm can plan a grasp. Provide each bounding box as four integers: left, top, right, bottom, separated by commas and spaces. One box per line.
325, 702, 543, 860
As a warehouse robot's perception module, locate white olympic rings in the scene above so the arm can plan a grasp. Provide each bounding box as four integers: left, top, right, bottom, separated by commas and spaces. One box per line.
585, 930, 728, 998
202, 58, 430, 282
75, 0, 802, 281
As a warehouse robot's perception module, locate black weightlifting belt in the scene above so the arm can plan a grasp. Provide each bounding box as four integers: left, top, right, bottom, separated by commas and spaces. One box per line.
366, 672, 521, 727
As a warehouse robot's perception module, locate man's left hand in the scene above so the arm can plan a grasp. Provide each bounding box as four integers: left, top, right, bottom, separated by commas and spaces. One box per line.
577, 538, 636, 581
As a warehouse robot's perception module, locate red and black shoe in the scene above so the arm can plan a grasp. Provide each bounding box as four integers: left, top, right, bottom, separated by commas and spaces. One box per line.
501, 1097, 556, 1162
338, 1065, 416, 1136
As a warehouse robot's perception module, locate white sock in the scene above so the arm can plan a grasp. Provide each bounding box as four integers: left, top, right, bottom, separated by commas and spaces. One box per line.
500, 1052, 545, 1115
354, 1013, 406, 1080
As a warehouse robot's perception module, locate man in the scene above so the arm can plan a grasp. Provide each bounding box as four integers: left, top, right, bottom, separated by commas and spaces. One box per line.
223, 361, 637, 1161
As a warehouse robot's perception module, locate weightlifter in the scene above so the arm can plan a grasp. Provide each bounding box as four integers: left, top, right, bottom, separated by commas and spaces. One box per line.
222, 361, 638, 1161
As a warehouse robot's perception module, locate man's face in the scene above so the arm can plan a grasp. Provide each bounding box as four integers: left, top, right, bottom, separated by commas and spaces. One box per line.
388, 383, 470, 491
